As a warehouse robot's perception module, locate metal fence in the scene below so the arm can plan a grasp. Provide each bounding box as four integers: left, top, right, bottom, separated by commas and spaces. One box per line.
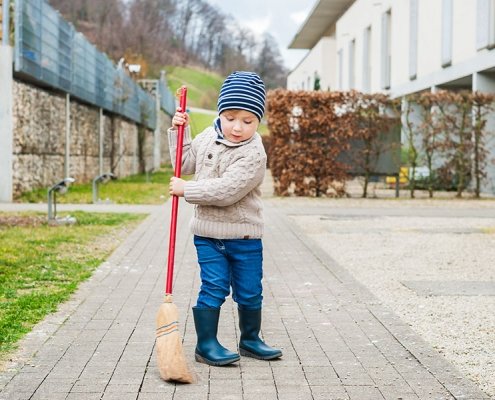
159, 79, 177, 115
13, 0, 175, 129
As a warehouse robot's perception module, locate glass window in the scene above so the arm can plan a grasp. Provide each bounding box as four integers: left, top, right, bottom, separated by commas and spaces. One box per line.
363, 26, 372, 92
381, 10, 391, 89
348, 39, 355, 89
476, 0, 495, 50
441, 0, 453, 67
409, 0, 418, 79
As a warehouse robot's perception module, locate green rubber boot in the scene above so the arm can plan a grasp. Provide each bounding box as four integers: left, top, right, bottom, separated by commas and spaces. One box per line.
238, 308, 282, 360
193, 307, 240, 366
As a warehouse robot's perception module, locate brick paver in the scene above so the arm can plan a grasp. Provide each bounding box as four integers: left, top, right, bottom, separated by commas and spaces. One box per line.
0, 196, 490, 400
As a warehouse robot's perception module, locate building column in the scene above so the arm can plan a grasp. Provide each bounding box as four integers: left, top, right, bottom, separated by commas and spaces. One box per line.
0, 44, 13, 202
473, 71, 495, 194
473, 71, 495, 92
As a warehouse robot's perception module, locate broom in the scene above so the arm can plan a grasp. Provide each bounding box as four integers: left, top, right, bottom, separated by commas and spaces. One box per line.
156, 86, 194, 383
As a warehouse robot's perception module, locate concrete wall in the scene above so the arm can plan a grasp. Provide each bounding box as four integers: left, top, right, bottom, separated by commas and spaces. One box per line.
287, 35, 336, 91
10, 80, 171, 198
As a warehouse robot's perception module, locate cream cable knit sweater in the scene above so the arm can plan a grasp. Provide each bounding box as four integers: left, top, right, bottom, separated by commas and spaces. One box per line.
168, 125, 267, 239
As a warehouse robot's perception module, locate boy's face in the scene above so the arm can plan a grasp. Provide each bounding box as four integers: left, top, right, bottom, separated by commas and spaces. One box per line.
219, 110, 259, 143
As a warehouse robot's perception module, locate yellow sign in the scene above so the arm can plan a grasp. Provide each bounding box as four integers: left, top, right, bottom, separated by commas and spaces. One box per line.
386, 167, 408, 184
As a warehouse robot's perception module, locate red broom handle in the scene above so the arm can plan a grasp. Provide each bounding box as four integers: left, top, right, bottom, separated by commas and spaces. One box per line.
166, 86, 187, 295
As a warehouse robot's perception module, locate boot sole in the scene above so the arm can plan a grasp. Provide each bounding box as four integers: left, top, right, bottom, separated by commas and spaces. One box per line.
195, 353, 240, 366
239, 348, 282, 360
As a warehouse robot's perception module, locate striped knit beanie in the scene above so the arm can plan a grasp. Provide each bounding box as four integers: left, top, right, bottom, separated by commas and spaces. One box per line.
217, 71, 266, 121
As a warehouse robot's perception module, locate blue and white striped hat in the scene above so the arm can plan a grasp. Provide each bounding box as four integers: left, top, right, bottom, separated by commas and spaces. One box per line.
217, 71, 266, 121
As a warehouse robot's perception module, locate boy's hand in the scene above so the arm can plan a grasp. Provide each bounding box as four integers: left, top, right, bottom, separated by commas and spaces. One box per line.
172, 107, 189, 129
169, 177, 185, 197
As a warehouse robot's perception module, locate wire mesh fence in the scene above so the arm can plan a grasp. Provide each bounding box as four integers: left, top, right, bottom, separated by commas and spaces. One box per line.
13, 0, 175, 129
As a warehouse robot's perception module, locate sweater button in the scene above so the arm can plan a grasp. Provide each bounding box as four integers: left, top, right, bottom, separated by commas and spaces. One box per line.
208, 153, 213, 159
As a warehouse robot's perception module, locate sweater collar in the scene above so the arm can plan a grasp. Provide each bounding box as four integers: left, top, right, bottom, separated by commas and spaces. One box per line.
214, 117, 224, 140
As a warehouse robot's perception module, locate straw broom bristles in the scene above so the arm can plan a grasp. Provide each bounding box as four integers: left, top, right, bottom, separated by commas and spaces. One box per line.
156, 295, 195, 383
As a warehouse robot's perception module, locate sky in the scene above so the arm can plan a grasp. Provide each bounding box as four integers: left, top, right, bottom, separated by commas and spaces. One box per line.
205, 0, 318, 71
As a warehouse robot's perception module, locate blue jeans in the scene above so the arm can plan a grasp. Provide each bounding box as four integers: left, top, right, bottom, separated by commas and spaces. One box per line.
193, 235, 263, 310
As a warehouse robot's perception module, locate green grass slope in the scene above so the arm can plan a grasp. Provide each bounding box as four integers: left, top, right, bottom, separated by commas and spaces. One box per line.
165, 66, 224, 110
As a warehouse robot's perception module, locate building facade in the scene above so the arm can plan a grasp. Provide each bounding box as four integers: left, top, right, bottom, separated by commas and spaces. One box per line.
288, 0, 495, 194
287, 0, 353, 90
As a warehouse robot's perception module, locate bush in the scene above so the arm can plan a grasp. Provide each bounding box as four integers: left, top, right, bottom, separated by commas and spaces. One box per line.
266, 90, 399, 197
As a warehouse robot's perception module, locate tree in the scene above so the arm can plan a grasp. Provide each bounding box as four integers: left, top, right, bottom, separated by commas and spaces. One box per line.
348, 92, 400, 198
48, 0, 288, 86
313, 72, 321, 91
254, 33, 288, 89
436, 91, 473, 197
49, 0, 126, 61
416, 92, 444, 198
125, 0, 176, 65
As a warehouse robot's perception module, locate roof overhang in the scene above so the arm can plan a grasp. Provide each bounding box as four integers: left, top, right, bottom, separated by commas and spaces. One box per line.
289, 0, 355, 49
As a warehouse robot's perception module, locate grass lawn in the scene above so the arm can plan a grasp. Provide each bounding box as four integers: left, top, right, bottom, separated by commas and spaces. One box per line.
0, 211, 146, 363
165, 66, 224, 110
189, 111, 215, 137
17, 167, 174, 204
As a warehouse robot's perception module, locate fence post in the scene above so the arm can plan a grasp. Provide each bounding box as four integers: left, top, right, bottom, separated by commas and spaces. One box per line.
0, 42, 13, 201
65, 94, 71, 179
154, 80, 161, 170
99, 108, 104, 175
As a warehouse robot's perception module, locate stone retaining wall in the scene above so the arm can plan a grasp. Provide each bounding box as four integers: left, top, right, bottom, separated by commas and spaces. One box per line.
12, 80, 171, 197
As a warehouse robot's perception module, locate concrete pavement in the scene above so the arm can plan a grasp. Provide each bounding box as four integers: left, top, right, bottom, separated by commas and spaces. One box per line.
0, 195, 491, 399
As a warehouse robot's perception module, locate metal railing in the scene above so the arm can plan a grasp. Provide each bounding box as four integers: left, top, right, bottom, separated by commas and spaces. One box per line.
13, 0, 175, 128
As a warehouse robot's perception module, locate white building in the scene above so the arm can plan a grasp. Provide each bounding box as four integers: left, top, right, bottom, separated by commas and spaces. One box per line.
288, 0, 495, 194
288, 0, 352, 91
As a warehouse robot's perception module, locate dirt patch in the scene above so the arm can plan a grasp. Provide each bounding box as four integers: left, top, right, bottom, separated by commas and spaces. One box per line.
0, 215, 46, 228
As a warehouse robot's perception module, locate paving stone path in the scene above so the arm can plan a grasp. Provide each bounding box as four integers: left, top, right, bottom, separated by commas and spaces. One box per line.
0, 196, 489, 400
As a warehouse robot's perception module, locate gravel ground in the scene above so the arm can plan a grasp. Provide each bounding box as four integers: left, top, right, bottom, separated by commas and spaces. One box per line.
287, 200, 495, 398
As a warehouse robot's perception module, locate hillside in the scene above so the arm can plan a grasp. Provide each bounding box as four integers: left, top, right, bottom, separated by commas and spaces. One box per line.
164, 66, 224, 110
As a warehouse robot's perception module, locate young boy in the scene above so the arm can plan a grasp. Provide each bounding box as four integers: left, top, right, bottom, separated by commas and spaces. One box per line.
168, 71, 282, 366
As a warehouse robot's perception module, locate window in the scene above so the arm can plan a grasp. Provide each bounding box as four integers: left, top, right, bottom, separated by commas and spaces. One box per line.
381, 10, 391, 89
476, 0, 495, 50
348, 39, 355, 89
441, 0, 453, 67
363, 26, 372, 92
409, 0, 418, 80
